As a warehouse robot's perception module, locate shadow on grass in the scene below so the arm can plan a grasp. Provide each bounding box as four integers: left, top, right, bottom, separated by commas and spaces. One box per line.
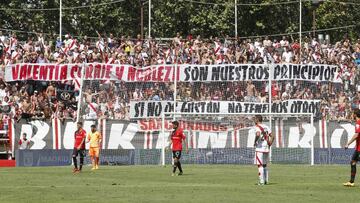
253, 182, 278, 186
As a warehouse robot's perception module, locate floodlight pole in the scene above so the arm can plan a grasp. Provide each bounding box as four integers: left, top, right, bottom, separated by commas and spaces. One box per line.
59, 0, 62, 41
269, 64, 273, 160
161, 113, 166, 166
311, 114, 314, 166
299, 0, 302, 63
235, 0, 237, 38
148, 0, 151, 38
76, 62, 85, 123
140, 0, 144, 39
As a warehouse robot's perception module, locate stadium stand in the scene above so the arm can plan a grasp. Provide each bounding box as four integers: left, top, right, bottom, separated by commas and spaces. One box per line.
0, 32, 359, 124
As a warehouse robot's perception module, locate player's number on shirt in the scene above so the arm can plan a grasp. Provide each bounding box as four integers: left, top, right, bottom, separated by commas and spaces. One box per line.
260, 131, 268, 141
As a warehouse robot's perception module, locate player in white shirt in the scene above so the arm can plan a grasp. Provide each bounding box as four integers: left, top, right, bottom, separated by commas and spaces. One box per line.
254, 115, 274, 185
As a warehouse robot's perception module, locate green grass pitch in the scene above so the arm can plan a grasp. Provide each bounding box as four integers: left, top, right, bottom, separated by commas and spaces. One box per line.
0, 165, 358, 203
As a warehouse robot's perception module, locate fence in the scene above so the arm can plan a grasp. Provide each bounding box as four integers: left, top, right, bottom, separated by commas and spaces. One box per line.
5, 62, 358, 165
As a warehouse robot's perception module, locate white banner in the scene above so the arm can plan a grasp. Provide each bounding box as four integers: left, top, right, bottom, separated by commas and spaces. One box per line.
130, 100, 320, 119
272, 64, 339, 82
5, 63, 178, 82
5, 63, 339, 83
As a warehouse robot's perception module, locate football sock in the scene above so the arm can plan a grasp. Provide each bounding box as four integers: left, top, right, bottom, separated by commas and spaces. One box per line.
79, 157, 84, 170
258, 165, 264, 183
263, 165, 268, 183
73, 157, 78, 169
178, 161, 183, 173
173, 159, 178, 173
92, 158, 95, 168
350, 164, 356, 183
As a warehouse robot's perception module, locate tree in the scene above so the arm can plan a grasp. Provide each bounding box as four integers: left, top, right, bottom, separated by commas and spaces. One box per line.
0, 0, 358, 42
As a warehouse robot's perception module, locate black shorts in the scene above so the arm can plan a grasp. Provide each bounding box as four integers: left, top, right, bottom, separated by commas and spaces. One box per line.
72, 148, 85, 158
352, 151, 360, 162
172, 151, 182, 159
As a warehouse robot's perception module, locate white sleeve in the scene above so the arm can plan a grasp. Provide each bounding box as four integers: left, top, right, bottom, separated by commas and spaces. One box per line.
255, 126, 261, 134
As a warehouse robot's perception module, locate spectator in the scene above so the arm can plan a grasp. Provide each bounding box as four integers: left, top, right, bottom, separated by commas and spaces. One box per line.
18, 133, 30, 150
0, 31, 357, 121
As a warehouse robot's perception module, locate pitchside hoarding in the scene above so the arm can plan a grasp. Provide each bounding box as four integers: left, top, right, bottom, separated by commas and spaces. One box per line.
12, 118, 356, 166
15, 149, 135, 167
11, 118, 355, 150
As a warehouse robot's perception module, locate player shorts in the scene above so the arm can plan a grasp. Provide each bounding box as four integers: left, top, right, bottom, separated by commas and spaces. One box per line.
254, 151, 269, 166
89, 147, 100, 157
351, 151, 360, 162
172, 151, 182, 159
72, 148, 85, 158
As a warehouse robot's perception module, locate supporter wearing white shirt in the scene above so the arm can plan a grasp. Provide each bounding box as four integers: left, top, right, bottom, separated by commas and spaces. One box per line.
273, 39, 281, 49
0, 84, 6, 101
18, 133, 30, 150
36, 33, 45, 46
254, 39, 261, 49
84, 102, 98, 120
257, 44, 265, 58
36, 53, 47, 63
282, 49, 293, 63
133, 89, 143, 100
63, 34, 72, 47
282, 90, 291, 100
280, 36, 289, 47
248, 41, 255, 52
311, 38, 319, 47
312, 51, 321, 63
263, 36, 272, 47
96, 34, 105, 52
0, 31, 5, 43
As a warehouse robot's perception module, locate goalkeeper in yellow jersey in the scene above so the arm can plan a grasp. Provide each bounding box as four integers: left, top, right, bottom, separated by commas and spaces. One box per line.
87, 124, 102, 170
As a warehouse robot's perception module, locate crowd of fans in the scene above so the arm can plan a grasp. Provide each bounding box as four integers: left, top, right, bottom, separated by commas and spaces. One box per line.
0, 31, 359, 122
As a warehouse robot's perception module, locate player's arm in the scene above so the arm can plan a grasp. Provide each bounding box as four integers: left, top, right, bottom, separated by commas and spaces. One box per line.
345, 133, 359, 149
268, 132, 274, 146
77, 137, 85, 150
98, 133, 102, 148
254, 131, 261, 147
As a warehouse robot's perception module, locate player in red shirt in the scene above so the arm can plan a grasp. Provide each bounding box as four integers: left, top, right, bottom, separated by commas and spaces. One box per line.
344, 108, 360, 186
72, 122, 86, 173
169, 121, 187, 176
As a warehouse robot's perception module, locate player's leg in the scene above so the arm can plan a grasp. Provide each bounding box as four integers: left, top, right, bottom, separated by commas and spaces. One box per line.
350, 160, 356, 183
72, 148, 79, 172
344, 151, 359, 186
172, 151, 178, 176
79, 150, 84, 171
89, 148, 96, 170
95, 148, 100, 169
263, 153, 269, 184
255, 152, 265, 185
177, 151, 183, 175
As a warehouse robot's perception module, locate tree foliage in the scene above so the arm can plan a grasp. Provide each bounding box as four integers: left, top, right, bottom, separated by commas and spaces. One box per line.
0, 0, 359, 41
